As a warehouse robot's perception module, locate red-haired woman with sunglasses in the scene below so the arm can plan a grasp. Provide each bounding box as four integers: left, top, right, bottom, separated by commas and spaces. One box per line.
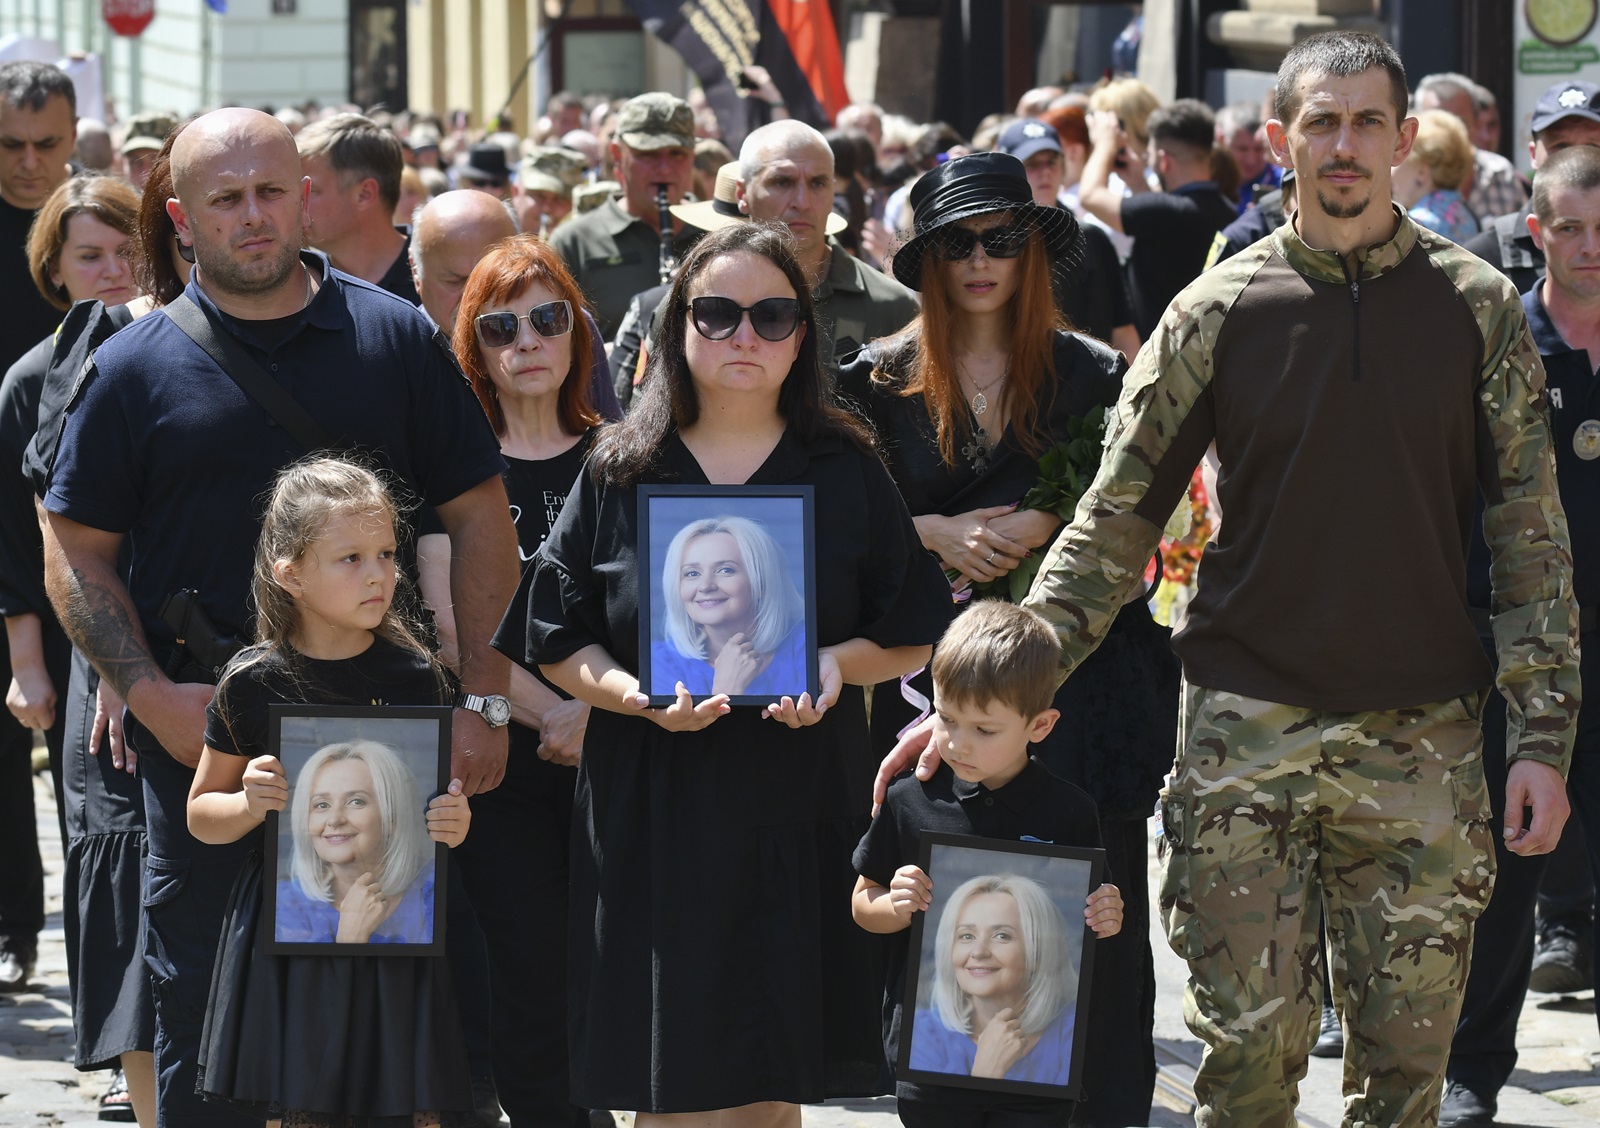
512, 221, 952, 1125
437, 232, 604, 1124
838, 151, 1180, 1125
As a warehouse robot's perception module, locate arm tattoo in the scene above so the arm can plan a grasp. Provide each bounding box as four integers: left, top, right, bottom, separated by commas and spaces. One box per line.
57, 566, 162, 701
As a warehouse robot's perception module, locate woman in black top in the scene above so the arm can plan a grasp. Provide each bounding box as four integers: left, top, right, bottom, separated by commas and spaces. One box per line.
520, 222, 952, 1124
424, 233, 603, 1126
838, 152, 1180, 1127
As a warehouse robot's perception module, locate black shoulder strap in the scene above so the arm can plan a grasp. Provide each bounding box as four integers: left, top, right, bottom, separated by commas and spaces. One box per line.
165, 292, 335, 452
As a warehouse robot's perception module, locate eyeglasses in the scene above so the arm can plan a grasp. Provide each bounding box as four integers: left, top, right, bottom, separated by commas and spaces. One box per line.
474, 300, 574, 348
932, 224, 1028, 261
689, 296, 801, 342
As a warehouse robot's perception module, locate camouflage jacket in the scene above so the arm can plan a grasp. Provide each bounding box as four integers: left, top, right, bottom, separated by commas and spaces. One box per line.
1026, 207, 1580, 770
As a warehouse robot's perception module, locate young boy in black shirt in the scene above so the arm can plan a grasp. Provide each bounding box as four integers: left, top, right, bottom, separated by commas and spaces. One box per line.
853, 601, 1124, 1126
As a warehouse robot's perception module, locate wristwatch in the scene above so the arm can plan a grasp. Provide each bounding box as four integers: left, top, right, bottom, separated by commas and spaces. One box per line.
457, 691, 512, 728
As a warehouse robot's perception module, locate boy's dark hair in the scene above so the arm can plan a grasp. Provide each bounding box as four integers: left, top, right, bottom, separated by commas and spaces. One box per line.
930, 601, 1060, 721
0, 61, 75, 115
1147, 99, 1216, 156
1274, 31, 1408, 127
1534, 143, 1600, 224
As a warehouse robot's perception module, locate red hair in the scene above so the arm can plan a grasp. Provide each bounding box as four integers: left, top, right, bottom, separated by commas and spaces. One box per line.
453, 233, 600, 438
902, 231, 1064, 466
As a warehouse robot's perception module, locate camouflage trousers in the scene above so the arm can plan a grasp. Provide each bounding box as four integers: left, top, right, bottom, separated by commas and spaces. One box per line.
1158, 683, 1496, 1128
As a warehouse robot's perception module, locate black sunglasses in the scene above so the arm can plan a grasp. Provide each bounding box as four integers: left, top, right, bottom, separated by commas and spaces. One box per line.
689, 296, 802, 342
474, 299, 573, 348
933, 223, 1029, 261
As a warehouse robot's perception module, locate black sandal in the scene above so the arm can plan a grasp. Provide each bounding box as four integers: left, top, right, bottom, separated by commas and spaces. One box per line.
97, 1068, 137, 1122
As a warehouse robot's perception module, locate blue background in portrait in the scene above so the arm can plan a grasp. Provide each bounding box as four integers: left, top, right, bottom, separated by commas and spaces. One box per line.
273, 713, 443, 942
644, 493, 810, 696
913, 842, 1090, 1012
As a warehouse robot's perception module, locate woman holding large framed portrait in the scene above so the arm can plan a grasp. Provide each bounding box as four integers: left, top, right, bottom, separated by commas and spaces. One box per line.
519, 221, 952, 1126
836, 151, 1180, 1127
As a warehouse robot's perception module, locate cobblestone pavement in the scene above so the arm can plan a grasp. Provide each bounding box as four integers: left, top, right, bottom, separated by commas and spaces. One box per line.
0, 776, 1594, 1126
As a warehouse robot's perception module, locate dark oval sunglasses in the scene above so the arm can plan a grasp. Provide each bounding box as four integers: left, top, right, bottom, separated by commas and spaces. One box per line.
689, 296, 802, 342
474, 299, 573, 349
933, 224, 1028, 261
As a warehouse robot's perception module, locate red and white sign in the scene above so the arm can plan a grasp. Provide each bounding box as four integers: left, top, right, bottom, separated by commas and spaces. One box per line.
102, 0, 154, 38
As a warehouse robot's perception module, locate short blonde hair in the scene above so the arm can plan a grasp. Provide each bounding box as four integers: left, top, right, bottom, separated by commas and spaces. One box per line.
660, 515, 803, 660
1410, 109, 1474, 193
931, 600, 1060, 720
1088, 78, 1162, 146
288, 739, 432, 905
931, 874, 1076, 1036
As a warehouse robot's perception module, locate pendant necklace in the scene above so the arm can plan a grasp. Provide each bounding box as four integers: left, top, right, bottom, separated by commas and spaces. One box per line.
965, 362, 1009, 416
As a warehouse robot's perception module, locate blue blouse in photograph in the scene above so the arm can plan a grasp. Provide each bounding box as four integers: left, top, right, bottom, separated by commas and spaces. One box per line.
909, 1004, 1076, 1086
273, 869, 436, 945
648, 621, 808, 698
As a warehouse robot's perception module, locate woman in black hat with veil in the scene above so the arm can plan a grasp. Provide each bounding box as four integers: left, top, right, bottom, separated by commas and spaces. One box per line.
838, 151, 1179, 1126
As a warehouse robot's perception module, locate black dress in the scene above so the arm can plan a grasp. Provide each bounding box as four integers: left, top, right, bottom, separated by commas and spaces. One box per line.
196, 639, 474, 1128
521, 426, 954, 1113
837, 331, 1181, 1127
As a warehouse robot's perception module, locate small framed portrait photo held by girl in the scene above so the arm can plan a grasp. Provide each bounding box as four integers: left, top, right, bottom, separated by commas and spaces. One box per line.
263, 704, 452, 955
637, 484, 819, 707
900, 833, 1105, 1099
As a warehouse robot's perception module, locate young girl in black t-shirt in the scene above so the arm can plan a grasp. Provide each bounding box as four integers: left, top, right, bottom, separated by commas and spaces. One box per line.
186, 456, 475, 1128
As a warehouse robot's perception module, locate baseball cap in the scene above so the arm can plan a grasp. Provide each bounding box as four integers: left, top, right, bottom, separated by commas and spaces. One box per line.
615, 93, 695, 152
996, 118, 1063, 162
520, 146, 588, 195
121, 111, 177, 155
1531, 80, 1600, 134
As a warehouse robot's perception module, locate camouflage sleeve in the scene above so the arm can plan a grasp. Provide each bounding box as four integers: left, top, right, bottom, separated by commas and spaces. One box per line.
1477, 299, 1581, 772
1023, 292, 1224, 683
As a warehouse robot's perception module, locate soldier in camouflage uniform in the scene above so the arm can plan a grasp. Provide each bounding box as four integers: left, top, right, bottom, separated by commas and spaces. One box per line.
876, 30, 1580, 1128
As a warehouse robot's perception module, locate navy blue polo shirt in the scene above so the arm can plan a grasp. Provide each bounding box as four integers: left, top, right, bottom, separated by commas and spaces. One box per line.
1468, 278, 1600, 748
853, 757, 1102, 1106
44, 250, 505, 651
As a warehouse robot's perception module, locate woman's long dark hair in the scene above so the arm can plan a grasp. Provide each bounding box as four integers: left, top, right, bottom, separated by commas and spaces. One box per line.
589, 222, 871, 488
133, 120, 191, 308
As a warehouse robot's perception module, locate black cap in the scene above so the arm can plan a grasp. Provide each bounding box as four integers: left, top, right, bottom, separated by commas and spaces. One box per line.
458, 143, 512, 184
1531, 80, 1600, 134
996, 118, 1063, 162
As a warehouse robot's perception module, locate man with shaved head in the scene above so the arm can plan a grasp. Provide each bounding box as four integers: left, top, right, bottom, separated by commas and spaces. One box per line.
39, 107, 518, 1127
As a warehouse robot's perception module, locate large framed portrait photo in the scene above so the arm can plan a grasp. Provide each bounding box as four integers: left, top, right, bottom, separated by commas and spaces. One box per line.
263, 704, 452, 956
637, 484, 819, 707
899, 833, 1104, 1099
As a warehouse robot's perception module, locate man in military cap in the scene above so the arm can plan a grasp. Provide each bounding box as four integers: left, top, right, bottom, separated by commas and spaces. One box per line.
119, 110, 175, 190
513, 145, 583, 236
1442, 143, 1600, 1128
549, 91, 696, 338
878, 31, 1578, 1127
1466, 78, 1600, 292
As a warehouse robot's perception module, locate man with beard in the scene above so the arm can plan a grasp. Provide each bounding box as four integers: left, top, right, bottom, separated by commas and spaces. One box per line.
40, 107, 518, 1128
878, 30, 1578, 1127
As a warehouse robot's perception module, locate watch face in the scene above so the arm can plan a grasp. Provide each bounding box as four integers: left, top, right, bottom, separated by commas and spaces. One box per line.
483, 695, 512, 727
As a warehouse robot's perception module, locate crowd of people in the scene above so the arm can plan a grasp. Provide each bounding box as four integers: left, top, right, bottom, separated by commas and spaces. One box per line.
0, 22, 1593, 1128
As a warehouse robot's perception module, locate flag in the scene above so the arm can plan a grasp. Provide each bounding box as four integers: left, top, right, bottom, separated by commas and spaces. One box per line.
623, 0, 849, 149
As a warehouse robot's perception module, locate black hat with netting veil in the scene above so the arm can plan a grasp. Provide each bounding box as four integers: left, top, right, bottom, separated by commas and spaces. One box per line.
890, 151, 1084, 291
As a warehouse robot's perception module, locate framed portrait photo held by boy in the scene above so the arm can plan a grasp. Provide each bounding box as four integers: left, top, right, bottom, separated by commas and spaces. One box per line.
636, 484, 820, 707
263, 704, 452, 956
900, 833, 1104, 1099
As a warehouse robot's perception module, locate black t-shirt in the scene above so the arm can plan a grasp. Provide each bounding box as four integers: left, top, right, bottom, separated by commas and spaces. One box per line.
1122, 181, 1237, 338
377, 231, 421, 305
1054, 214, 1133, 344
44, 253, 506, 653
0, 336, 54, 619
852, 758, 1102, 1106
0, 196, 64, 374
205, 637, 448, 759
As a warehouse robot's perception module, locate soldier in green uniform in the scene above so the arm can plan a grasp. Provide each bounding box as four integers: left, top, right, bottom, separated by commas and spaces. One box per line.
548, 92, 697, 339
876, 31, 1580, 1127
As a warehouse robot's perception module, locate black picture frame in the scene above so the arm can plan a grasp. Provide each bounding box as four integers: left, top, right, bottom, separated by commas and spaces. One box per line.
898, 832, 1104, 1099
637, 484, 819, 707
263, 704, 451, 956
